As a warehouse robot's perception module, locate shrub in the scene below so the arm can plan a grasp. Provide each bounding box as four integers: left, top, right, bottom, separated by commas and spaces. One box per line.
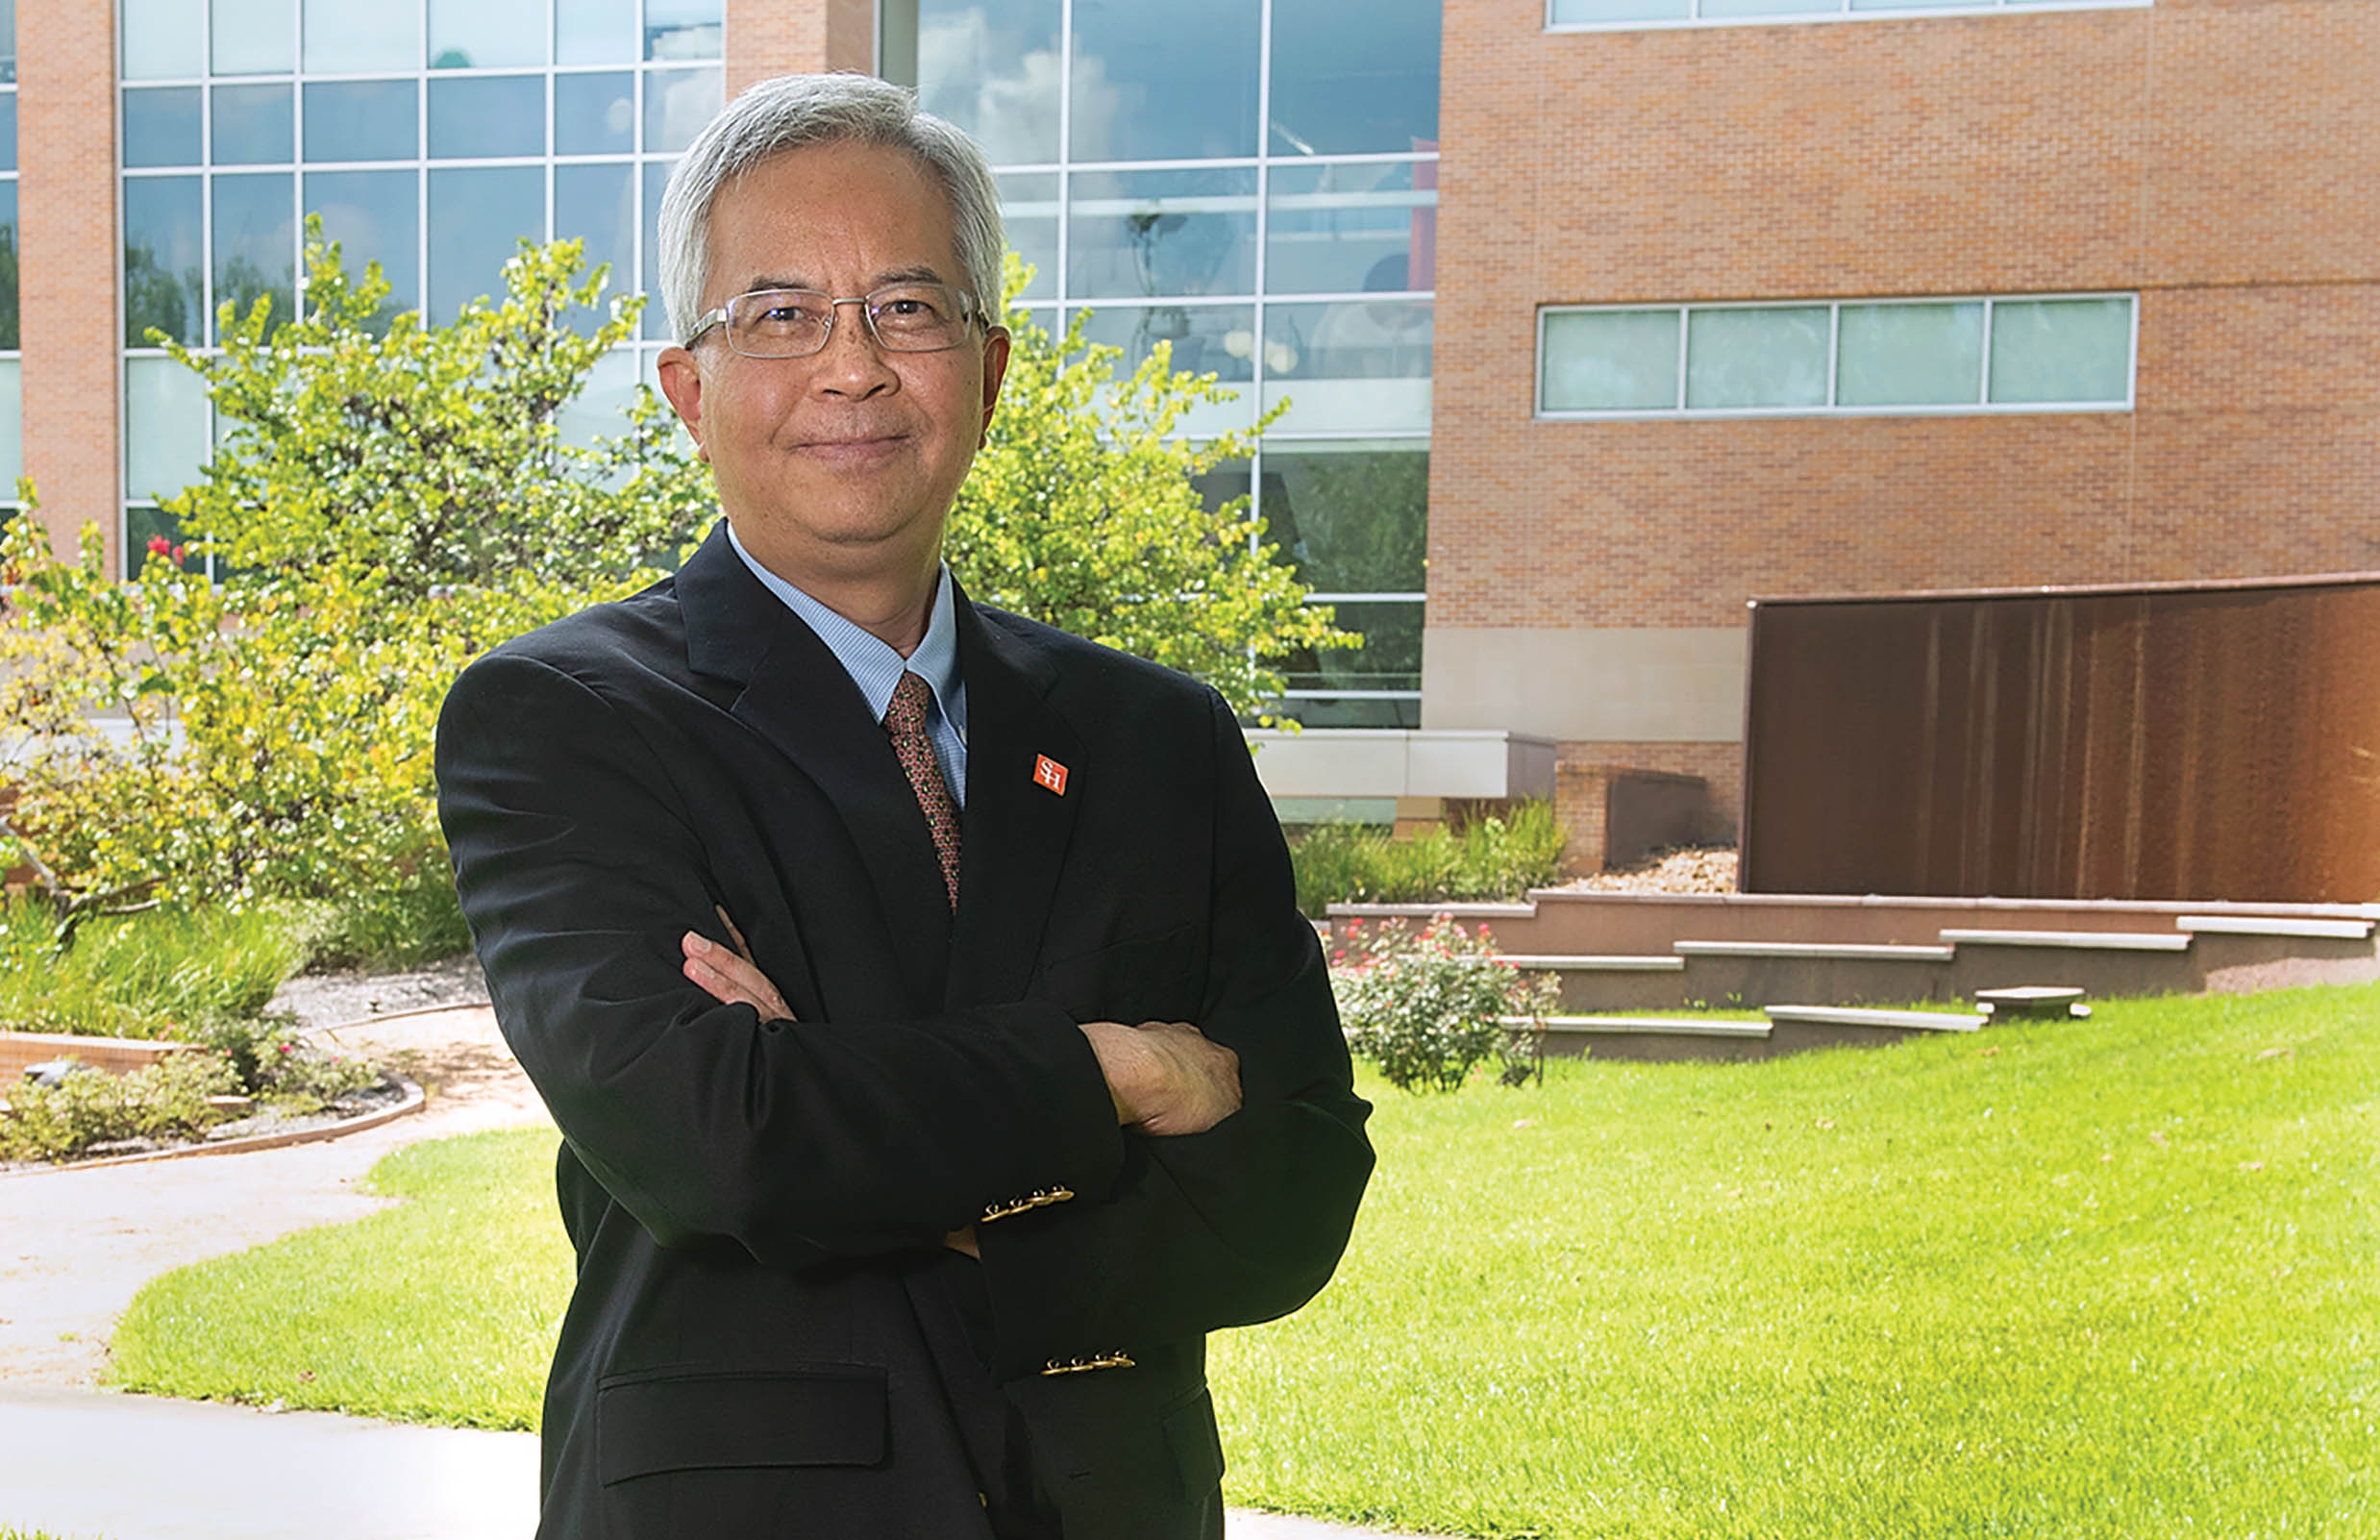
0, 897, 309, 1039
1290, 799, 1570, 916
0, 1051, 238, 1162
1329, 914, 1559, 1093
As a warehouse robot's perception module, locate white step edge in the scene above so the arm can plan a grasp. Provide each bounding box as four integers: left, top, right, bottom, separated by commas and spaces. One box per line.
1765, 1005, 1985, 1032
1939, 929, 2193, 952
1497, 954, 1687, 972
1673, 940, 1956, 962
2176, 913, 2375, 940
1326, 902, 1538, 919
1503, 1014, 1772, 1039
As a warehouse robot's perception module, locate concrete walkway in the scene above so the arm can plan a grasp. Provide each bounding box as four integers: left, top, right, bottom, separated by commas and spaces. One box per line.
0, 1006, 1430, 1540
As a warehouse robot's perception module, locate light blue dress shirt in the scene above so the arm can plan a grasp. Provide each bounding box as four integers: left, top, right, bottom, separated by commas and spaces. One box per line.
726, 523, 969, 806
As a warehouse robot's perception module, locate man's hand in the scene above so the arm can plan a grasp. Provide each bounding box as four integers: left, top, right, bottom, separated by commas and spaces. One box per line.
1078, 1020, 1242, 1137
682, 907, 792, 1022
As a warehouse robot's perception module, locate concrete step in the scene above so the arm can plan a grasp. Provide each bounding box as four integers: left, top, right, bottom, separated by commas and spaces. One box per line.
2178, 913, 2374, 940
1763, 1003, 1984, 1054
1673, 940, 1956, 962
1505, 1013, 1771, 1063
1500, 954, 1686, 972
1938, 929, 2193, 952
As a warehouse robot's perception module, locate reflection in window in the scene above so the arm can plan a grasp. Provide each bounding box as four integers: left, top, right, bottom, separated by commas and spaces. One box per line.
647, 0, 726, 61
212, 0, 297, 76
430, 74, 546, 160
556, 72, 636, 156
304, 80, 419, 162
125, 178, 206, 346
555, 161, 636, 333
643, 161, 673, 339
125, 358, 212, 504
1260, 443, 1427, 596
1070, 0, 1258, 161
307, 168, 421, 324
646, 68, 724, 154
1988, 298, 2135, 405
212, 84, 294, 166
0, 94, 15, 170
1267, 0, 1440, 156
429, 165, 543, 321
123, 0, 207, 80
429, 0, 546, 69
213, 173, 297, 338
918, 0, 1062, 166
124, 87, 203, 168
1074, 304, 1257, 435
302, 0, 419, 73
1837, 301, 1983, 407
1260, 299, 1433, 433
1265, 161, 1436, 296
994, 172, 1058, 301
0, 183, 16, 350
1685, 305, 1828, 410
1278, 599, 1424, 693
1067, 169, 1256, 300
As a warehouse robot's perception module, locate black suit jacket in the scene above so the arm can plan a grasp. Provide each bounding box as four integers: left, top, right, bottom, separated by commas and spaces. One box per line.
434, 524, 1374, 1538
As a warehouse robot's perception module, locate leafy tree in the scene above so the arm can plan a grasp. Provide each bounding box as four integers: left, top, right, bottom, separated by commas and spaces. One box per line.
948, 255, 1354, 720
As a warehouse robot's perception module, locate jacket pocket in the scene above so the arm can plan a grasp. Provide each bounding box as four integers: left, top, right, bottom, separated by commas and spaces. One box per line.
596, 1363, 886, 1484
1033, 923, 1201, 1024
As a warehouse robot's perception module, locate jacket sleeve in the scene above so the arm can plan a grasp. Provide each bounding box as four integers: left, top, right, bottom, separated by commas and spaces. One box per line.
971, 690, 1376, 1380
434, 649, 1126, 1271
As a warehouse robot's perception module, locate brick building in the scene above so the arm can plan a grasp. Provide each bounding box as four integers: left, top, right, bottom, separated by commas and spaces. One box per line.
7, 0, 2372, 860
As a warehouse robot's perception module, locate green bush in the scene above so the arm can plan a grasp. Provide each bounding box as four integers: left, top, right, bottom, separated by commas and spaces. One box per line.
0, 898, 308, 1039
1290, 798, 1569, 916
0, 1051, 237, 1162
1328, 914, 1559, 1093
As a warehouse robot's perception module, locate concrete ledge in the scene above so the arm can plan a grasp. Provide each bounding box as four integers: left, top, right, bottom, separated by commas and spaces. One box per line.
1764, 1005, 1984, 1033
1499, 954, 1686, 972
2177, 914, 2374, 940
1328, 902, 1539, 919
1675, 940, 1955, 962
1940, 929, 2193, 953
1511, 1014, 1772, 1039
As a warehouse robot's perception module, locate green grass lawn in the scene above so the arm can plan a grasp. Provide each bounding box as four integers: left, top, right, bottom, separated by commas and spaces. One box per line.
112, 983, 2380, 1537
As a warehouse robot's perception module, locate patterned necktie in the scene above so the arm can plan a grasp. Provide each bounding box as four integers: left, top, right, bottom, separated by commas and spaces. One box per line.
884, 671, 961, 910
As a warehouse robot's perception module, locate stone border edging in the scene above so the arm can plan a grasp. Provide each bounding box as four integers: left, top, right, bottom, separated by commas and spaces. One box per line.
300, 999, 495, 1041
5, 1073, 426, 1177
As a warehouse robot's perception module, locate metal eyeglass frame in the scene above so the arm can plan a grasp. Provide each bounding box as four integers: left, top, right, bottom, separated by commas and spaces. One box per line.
682, 285, 987, 357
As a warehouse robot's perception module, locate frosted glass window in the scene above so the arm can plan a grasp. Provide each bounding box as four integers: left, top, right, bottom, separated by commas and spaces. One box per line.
213, 173, 297, 339
429, 165, 544, 319
1989, 297, 2133, 405
644, 68, 723, 153
1066, 167, 1257, 300
213, 0, 297, 74
307, 168, 420, 320
0, 360, 20, 487
1687, 306, 1828, 409
1266, 161, 1435, 295
1549, 0, 1691, 20
555, 72, 634, 155
647, 0, 724, 61
303, 0, 418, 73
1268, 0, 1439, 156
431, 0, 545, 68
125, 178, 204, 345
430, 75, 545, 160
126, 358, 213, 503
1837, 301, 1984, 407
917, 0, 1062, 166
124, 87, 203, 167
1541, 310, 1679, 411
304, 80, 417, 161
123, 0, 206, 80
558, 0, 640, 65
212, 84, 294, 165
996, 172, 1058, 301
1071, 0, 1259, 161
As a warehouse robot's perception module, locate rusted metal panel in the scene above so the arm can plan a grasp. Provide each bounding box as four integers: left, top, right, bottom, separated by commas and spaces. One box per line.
1741, 574, 2380, 903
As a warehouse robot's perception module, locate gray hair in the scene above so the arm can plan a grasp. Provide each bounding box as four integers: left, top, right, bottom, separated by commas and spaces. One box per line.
657, 72, 1006, 345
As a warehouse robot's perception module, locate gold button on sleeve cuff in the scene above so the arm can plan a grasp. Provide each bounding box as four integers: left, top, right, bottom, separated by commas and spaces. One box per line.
979, 1184, 1076, 1223
1039, 1352, 1135, 1377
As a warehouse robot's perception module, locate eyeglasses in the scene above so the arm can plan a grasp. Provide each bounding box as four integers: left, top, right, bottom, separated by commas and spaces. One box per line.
682, 284, 984, 358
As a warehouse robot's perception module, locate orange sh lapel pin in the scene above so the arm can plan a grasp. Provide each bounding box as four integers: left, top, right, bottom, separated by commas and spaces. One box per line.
1032, 755, 1069, 796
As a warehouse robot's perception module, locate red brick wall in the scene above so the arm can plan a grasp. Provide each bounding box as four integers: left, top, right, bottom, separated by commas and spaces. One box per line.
1433, 0, 2380, 831
18, 0, 121, 564
727, 0, 877, 95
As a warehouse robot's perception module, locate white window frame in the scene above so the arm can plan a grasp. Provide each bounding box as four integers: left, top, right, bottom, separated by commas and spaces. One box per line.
1534, 291, 2139, 421
1547, 0, 2150, 34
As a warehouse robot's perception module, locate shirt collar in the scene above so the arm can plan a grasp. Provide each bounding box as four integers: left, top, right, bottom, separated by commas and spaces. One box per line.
725, 521, 965, 733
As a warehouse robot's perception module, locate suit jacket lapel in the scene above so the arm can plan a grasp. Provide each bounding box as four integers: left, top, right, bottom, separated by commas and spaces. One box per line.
947, 593, 1083, 1008
678, 524, 954, 1006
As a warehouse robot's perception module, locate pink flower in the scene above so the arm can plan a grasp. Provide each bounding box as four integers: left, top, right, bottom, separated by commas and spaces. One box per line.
146, 535, 172, 558
170, 543, 186, 564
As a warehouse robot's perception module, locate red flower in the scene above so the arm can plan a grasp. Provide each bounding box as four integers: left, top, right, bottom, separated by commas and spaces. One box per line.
146, 534, 172, 558
277, 1042, 293, 1054
170, 543, 186, 564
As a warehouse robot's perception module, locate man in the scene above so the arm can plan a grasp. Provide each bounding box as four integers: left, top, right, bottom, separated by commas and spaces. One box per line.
434, 72, 1373, 1539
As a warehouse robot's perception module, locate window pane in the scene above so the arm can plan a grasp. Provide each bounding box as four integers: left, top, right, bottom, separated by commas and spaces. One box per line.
0, 1, 14, 85
0, 360, 20, 486
1549, 0, 1692, 20
0, 184, 16, 349
555, 161, 634, 335
0, 94, 14, 172
1701, 0, 1832, 15
304, 80, 418, 161
555, 70, 634, 155
1685, 305, 1829, 410
213, 173, 296, 340
1265, 161, 1434, 296
306, 168, 419, 326
648, 0, 724, 61
126, 357, 212, 504
1075, 303, 1255, 435
644, 67, 723, 153
123, 0, 205, 79
1836, 301, 1983, 407
125, 177, 204, 345
212, 84, 294, 165
1070, 0, 1258, 161
1989, 296, 2133, 406
1850, 0, 1978, 9
1279, 599, 1423, 693
995, 171, 1057, 301
124, 506, 184, 581
1268, 0, 1439, 156
430, 0, 545, 68
558, 346, 638, 449
429, 74, 545, 159
1261, 442, 1427, 595
123, 87, 202, 168
1067, 167, 1256, 300
558, 0, 639, 64
303, 0, 418, 73
213, 0, 296, 74
1540, 309, 1678, 412
642, 161, 673, 339
918, 0, 1062, 166
430, 165, 543, 320
1261, 299, 1433, 433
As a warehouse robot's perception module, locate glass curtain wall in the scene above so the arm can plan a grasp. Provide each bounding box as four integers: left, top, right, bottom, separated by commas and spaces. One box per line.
904, 0, 1440, 727
117, 0, 724, 577
0, 1, 18, 495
